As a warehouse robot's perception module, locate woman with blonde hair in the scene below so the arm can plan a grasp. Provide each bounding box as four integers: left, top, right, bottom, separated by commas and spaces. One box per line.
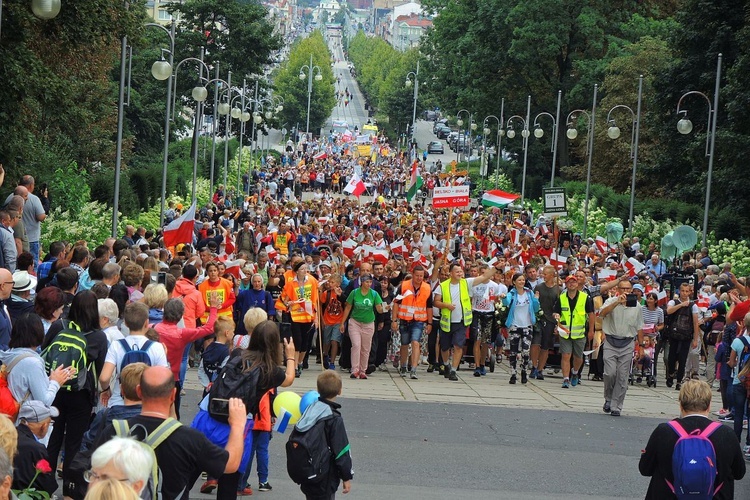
84, 478, 140, 500
143, 283, 169, 325
232, 308, 267, 350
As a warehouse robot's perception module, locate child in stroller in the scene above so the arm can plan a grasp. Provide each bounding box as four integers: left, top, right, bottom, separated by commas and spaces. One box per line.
633, 336, 655, 384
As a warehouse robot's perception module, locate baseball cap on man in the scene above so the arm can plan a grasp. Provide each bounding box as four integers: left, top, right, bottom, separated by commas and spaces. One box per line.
18, 401, 59, 422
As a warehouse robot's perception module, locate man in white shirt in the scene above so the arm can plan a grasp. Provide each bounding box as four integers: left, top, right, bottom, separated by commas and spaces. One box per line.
99, 302, 169, 407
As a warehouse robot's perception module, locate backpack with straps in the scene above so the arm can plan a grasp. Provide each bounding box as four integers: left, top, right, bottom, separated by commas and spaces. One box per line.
669, 301, 694, 341
207, 353, 261, 424
42, 321, 89, 392
0, 353, 34, 420
666, 420, 723, 500
736, 336, 750, 377
286, 417, 332, 485
113, 418, 182, 500
118, 339, 154, 372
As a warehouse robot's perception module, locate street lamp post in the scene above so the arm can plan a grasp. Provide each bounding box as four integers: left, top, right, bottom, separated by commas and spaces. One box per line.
455, 109, 472, 164
606, 75, 643, 237
0, 0, 61, 38
532, 90, 561, 187
405, 60, 419, 147
506, 96, 531, 202
299, 54, 322, 138
676, 54, 722, 248
482, 104, 504, 190
565, 84, 599, 239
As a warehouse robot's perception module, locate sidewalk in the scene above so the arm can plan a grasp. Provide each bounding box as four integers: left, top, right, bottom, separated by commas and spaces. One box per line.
184, 359, 722, 420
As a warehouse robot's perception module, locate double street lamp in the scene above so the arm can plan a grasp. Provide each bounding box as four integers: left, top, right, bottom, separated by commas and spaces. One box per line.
675, 54, 722, 248
405, 60, 419, 148
0, 0, 60, 38
506, 95, 531, 202
565, 84, 598, 239
482, 98, 504, 189
455, 109, 475, 164
532, 90, 561, 187
299, 54, 322, 138
605, 76, 643, 238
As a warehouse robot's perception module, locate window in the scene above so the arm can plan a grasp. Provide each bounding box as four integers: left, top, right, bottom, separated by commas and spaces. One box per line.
158, 9, 172, 21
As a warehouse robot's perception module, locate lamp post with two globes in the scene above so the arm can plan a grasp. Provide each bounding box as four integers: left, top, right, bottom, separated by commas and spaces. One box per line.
506, 96, 531, 202
565, 84, 598, 239
675, 54, 722, 248
482, 100, 504, 189
605, 76, 643, 237
299, 54, 323, 138
0, 0, 61, 38
532, 90, 562, 187
405, 60, 419, 147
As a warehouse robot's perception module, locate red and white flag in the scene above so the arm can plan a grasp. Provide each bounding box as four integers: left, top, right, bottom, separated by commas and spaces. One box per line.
265, 245, 278, 262
390, 239, 407, 256
313, 152, 327, 160
343, 173, 366, 196
539, 224, 550, 235
696, 295, 711, 310
513, 219, 525, 229
656, 289, 668, 306
597, 269, 617, 282
510, 228, 521, 247
364, 245, 388, 265
317, 216, 330, 226
163, 201, 197, 248
549, 252, 566, 269
595, 236, 609, 254
623, 257, 645, 277
341, 238, 358, 258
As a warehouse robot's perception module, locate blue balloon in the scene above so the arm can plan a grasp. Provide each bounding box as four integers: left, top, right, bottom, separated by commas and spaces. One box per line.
299, 390, 320, 415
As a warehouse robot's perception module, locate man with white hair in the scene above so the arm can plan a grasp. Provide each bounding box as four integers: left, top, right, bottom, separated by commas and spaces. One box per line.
88, 436, 153, 495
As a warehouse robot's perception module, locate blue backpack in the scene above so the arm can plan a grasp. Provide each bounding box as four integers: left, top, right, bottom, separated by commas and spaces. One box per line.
666, 420, 723, 500
118, 339, 154, 372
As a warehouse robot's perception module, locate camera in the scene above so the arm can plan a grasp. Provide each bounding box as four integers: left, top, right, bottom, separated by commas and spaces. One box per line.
157, 271, 167, 285
209, 398, 230, 417
625, 294, 638, 307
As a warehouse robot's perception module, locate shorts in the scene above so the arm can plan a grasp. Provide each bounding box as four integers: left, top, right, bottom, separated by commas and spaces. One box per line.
440, 322, 468, 351
400, 321, 425, 345
292, 321, 314, 352
471, 312, 494, 344
323, 324, 342, 344
531, 318, 556, 350
559, 336, 586, 358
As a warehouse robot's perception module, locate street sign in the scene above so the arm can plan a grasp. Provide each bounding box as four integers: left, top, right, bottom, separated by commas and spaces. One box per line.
433, 185, 470, 208
542, 187, 567, 216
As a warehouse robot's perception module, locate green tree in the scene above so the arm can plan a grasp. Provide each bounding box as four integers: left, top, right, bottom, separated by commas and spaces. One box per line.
274, 32, 336, 136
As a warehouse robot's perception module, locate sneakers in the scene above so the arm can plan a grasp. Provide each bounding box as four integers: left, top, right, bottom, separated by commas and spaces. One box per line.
603, 401, 611, 413
473, 368, 481, 377
358, 373, 368, 380
666, 377, 674, 388
611, 410, 621, 417
410, 370, 418, 380
237, 486, 253, 496
675, 382, 681, 391
719, 414, 734, 422
521, 371, 528, 384
258, 482, 272, 492
509, 374, 517, 384
328, 363, 336, 370
714, 408, 730, 417
743, 445, 750, 454
562, 379, 570, 388
536, 372, 545, 381
200, 480, 218, 494
365, 364, 376, 375
480, 366, 487, 376
443, 365, 451, 378
449, 371, 458, 381
427, 364, 435, 373
530, 367, 538, 379
571, 374, 579, 387
400, 366, 407, 377
377, 364, 388, 372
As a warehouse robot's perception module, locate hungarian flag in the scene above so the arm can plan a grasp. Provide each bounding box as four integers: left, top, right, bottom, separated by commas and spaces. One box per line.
406, 161, 423, 201
163, 201, 196, 248
341, 238, 358, 258
481, 190, 519, 208
343, 174, 366, 196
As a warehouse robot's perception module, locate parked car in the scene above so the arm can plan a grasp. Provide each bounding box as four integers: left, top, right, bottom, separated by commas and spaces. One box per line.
435, 124, 451, 139
427, 141, 444, 154
424, 110, 438, 121
432, 119, 448, 134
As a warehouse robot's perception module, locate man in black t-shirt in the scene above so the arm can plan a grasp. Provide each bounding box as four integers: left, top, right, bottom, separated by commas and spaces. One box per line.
93, 366, 246, 500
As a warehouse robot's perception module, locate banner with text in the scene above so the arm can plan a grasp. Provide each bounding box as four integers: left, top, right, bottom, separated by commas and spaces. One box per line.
432, 185, 471, 208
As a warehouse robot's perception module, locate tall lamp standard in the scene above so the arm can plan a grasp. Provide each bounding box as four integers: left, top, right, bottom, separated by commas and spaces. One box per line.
605, 75, 643, 237
482, 107, 503, 190
147, 21, 176, 228
454, 109, 472, 164
0, 0, 61, 38
565, 84, 599, 239
676, 54, 722, 248
532, 90, 562, 187
405, 60, 419, 147
299, 54, 322, 138
506, 95, 531, 202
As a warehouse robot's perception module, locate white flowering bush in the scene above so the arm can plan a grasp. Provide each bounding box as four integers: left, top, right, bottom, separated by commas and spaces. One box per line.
41, 202, 114, 250
564, 195, 622, 237
708, 238, 750, 276
630, 214, 689, 248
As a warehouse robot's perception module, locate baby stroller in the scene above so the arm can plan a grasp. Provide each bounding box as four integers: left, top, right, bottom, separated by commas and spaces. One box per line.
629, 333, 657, 387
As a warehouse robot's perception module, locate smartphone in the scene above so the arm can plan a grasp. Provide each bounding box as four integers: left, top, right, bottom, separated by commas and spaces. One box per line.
625, 294, 637, 307
157, 271, 167, 285
209, 398, 230, 417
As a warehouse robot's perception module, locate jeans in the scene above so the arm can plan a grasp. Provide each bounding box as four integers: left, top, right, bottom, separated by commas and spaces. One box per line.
241, 430, 270, 487
732, 383, 749, 445
29, 241, 40, 272
179, 344, 191, 388
667, 338, 691, 382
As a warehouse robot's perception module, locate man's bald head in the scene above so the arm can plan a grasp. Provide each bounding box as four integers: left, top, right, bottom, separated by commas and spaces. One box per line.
138, 366, 175, 401
13, 186, 28, 200
0, 269, 12, 300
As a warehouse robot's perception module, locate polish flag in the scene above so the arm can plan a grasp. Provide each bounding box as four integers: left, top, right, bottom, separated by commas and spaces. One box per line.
222, 259, 243, 280
510, 228, 521, 247
413, 253, 430, 269
512, 251, 525, 266
317, 216, 330, 226
163, 201, 197, 248
623, 257, 645, 277
313, 152, 327, 160
549, 252, 566, 269
597, 269, 617, 282
343, 174, 366, 196
265, 245, 278, 262
341, 239, 358, 258
364, 245, 389, 265
539, 224, 550, 235
595, 236, 609, 254
513, 219, 525, 229
390, 239, 407, 256
696, 295, 711, 310
656, 289, 668, 306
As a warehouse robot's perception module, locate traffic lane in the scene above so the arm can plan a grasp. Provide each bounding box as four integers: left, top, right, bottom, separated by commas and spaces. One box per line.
416, 119, 457, 167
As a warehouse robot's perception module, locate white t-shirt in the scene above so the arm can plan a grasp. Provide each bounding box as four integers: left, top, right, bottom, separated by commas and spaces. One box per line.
447, 278, 476, 323
472, 281, 506, 313
104, 335, 169, 407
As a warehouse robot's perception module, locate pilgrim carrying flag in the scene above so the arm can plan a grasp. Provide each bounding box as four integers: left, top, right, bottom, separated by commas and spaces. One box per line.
623, 257, 645, 277
163, 201, 197, 248
341, 239, 358, 258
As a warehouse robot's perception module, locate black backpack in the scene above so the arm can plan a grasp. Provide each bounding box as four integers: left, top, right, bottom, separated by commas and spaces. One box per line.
207, 353, 261, 423
668, 300, 694, 341
286, 417, 332, 484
